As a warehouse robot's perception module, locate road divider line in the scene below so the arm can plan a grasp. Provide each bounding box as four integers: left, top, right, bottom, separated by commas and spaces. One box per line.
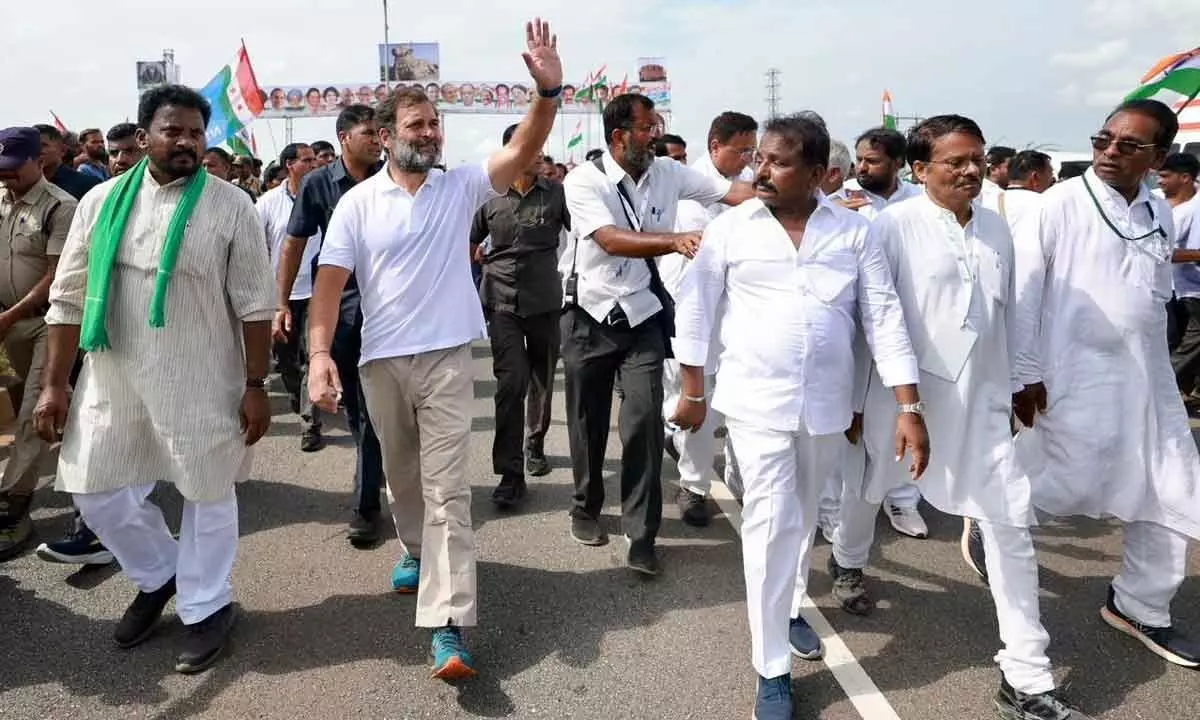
708, 480, 902, 720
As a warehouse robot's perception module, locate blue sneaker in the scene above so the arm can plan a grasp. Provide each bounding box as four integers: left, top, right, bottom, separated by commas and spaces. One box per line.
789, 615, 824, 660
36, 515, 115, 566
391, 553, 420, 594
431, 626, 476, 681
753, 674, 792, 720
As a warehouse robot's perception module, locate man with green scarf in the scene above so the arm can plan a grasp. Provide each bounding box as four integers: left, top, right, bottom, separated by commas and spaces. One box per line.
33, 85, 275, 675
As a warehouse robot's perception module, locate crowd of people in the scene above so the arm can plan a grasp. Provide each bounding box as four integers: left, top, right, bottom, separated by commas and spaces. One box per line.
1, 16, 1199, 720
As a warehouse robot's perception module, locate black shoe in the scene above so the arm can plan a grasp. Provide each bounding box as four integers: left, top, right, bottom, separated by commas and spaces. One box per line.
526, 452, 551, 477
1100, 585, 1200, 668
828, 555, 874, 616
664, 428, 680, 462
175, 603, 238, 674
676, 487, 710, 527
961, 517, 990, 586
347, 510, 381, 547
114, 577, 177, 648
491, 475, 527, 509
300, 430, 326, 453
0, 493, 33, 563
569, 514, 608, 546
627, 537, 661, 576
995, 677, 1093, 719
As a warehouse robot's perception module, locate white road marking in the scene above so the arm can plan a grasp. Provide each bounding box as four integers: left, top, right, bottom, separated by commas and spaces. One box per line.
708, 480, 903, 720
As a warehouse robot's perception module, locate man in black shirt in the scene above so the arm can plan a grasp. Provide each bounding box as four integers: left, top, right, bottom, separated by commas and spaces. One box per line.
470, 123, 569, 507
33, 124, 102, 201
278, 104, 386, 545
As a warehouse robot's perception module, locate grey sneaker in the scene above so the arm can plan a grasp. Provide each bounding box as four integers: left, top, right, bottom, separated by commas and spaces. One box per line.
828, 555, 874, 616
995, 677, 1093, 719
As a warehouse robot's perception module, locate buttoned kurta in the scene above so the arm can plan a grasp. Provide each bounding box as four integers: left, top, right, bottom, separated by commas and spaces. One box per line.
46, 168, 276, 502
1011, 169, 1200, 539
854, 193, 1033, 527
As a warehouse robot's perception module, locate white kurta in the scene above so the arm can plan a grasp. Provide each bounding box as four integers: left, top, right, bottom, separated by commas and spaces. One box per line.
46, 168, 276, 502
854, 194, 1033, 527
1011, 169, 1200, 539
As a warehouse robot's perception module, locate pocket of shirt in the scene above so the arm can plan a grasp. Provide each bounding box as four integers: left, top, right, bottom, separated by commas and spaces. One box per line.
977, 246, 1009, 305
801, 253, 857, 306
12, 229, 45, 257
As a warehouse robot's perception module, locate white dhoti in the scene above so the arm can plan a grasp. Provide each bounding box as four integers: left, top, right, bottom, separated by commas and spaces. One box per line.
74, 482, 239, 625
727, 418, 842, 679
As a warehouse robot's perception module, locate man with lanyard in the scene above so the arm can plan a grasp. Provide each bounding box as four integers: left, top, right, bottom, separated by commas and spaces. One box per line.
260, 143, 323, 452
1007, 99, 1200, 674
276, 105, 386, 547
561, 93, 754, 574
0, 128, 78, 562
659, 110, 758, 525
470, 123, 570, 508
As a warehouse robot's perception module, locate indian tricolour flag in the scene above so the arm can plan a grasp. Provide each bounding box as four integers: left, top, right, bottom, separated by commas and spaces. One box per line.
1127, 47, 1200, 107
882, 90, 897, 130
566, 119, 583, 158
199, 43, 265, 149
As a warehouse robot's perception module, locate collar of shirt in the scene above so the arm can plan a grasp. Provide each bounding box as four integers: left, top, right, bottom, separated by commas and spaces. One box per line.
374, 165, 448, 197
740, 192, 839, 230
3, 178, 50, 208
1084, 166, 1153, 215
330, 157, 384, 187
916, 192, 981, 268
508, 175, 552, 198
143, 165, 190, 190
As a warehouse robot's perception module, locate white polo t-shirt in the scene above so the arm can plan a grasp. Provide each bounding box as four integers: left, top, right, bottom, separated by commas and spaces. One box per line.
319, 160, 499, 364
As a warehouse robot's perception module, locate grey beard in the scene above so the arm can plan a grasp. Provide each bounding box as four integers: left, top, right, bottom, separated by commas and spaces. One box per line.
622, 146, 654, 177
390, 138, 440, 172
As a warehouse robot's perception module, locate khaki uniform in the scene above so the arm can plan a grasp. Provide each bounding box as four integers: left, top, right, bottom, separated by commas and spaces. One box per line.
0, 178, 76, 496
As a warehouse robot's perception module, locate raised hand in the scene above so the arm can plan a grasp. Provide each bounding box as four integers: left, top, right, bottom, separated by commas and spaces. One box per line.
521, 17, 563, 92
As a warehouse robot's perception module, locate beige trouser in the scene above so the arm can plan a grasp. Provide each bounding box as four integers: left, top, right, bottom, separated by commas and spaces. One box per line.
359, 343, 476, 628
1, 317, 50, 498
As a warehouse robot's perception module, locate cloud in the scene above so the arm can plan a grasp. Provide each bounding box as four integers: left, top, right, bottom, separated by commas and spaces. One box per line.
1050, 39, 1129, 69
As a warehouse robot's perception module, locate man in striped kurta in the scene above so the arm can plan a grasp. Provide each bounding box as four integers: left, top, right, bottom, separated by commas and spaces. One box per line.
33, 85, 275, 675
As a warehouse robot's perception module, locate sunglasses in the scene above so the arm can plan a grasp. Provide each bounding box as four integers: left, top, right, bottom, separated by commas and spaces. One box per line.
1090, 135, 1156, 157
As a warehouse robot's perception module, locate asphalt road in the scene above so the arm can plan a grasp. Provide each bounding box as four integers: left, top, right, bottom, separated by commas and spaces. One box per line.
2, 342, 1199, 720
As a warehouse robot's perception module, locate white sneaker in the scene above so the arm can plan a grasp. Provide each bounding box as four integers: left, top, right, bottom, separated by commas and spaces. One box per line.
884, 502, 928, 539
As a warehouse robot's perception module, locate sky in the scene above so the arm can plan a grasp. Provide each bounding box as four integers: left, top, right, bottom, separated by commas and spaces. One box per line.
5, 0, 1200, 166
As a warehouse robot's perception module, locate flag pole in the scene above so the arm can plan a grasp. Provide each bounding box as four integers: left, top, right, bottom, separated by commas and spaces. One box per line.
382, 0, 391, 91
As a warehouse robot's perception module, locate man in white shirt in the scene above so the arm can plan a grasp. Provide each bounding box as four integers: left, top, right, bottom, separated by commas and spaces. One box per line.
835, 127, 929, 539
837, 115, 1094, 720
669, 113, 929, 720
995, 150, 1055, 236
659, 111, 757, 527
980, 145, 1016, 212
1163, 153, 1200, 402
306, 18, 564, 681
258, 142, 324, 452
1010, 99, 1200, 675
821, 139, 854, 200
562, 93, 753, 574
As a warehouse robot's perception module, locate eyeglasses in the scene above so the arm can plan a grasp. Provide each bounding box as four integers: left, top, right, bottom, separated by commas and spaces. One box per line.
623, 123, 665, 135
924, 156, 986, 173
1090, 135, 1157, 156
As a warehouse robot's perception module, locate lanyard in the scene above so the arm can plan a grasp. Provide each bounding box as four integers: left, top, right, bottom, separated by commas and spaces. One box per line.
1082, 174, 1169, 261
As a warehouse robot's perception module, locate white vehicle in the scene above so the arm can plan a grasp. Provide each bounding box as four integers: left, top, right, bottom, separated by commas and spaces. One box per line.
1170, 97, 1200, 159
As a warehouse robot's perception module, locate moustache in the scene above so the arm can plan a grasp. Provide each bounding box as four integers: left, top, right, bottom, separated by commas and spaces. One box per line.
754, 181, 776, 192
170, 149, 198, 161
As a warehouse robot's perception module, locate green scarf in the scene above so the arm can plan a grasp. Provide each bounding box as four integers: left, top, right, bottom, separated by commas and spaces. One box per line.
79, 156, 208, 351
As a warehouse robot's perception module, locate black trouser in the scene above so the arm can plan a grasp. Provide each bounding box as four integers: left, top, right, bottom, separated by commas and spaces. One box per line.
560, 306, 665, 544
330, 290, 385, 516
1171, 297, 1200, 394
274, 298, 321, 435
487, 309, 559, 479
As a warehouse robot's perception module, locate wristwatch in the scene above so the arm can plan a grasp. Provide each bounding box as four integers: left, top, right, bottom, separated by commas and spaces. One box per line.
246, 377, 267, 390
898, 401, 926, 416
537, 85, 563, 99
